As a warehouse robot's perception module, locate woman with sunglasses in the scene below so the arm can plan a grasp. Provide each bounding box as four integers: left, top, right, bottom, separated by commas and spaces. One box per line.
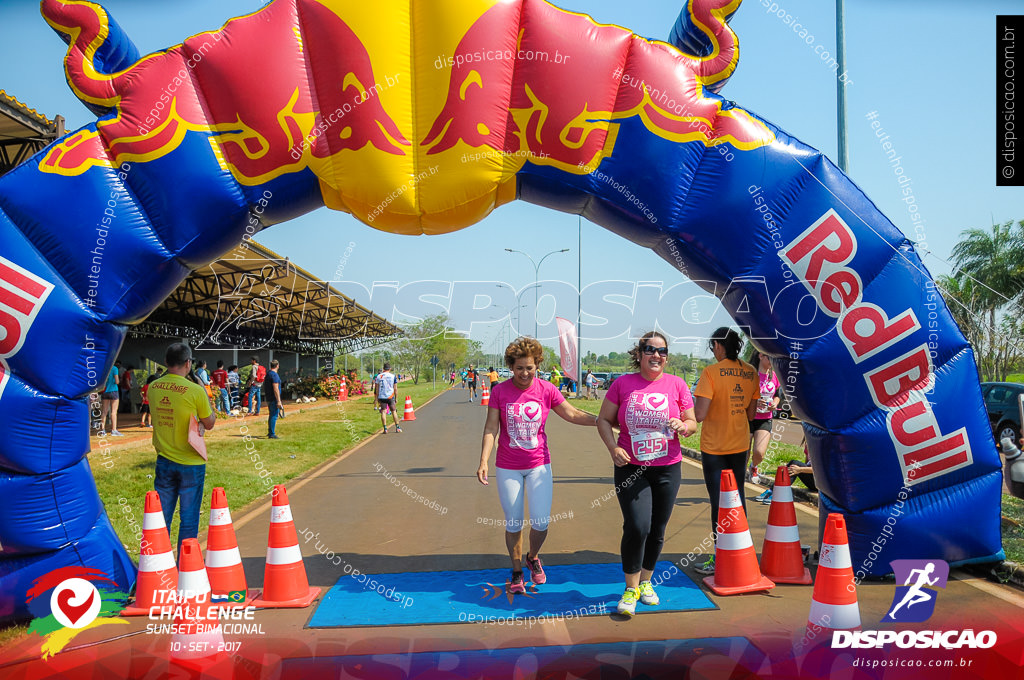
693, 327, 760, 575
597, 331, 696, 616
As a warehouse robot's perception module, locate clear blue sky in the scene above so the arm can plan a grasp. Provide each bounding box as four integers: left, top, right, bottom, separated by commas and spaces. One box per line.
2, 0, 1021, 358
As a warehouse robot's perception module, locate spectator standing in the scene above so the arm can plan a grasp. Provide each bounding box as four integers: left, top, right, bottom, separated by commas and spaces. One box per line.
211, 360, 230, 414
246, 357, 266, 415
150, 343, 216, 555
266, 360, 283, 439
585, 369, 597, 400
140, 371, 159, 428
488, 366, 500, 390
100, 361, 122, 436
226, 365, 240, 410
119, 365, 134, 414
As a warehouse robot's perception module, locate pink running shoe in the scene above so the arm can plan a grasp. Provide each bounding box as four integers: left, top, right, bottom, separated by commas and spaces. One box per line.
508, 571, 526, 594
525, 554, 546, 584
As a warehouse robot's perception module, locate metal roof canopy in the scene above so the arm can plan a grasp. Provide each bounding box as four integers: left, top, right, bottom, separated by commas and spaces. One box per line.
132, 239, 401, 354
0, 90, 63, 177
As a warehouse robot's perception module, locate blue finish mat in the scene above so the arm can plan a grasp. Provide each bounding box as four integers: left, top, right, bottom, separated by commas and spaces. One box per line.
307, 561, 716, 628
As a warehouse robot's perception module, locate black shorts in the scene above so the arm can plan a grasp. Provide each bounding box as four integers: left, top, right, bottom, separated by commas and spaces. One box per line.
140, 404, 150, 414
101, 391, 118, 401
378, 396, 397, 411
749, 418, 772, 434
468, 379, 477, 388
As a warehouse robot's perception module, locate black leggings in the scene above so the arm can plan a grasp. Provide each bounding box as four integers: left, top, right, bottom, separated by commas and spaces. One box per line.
701, 452, 749, 537
614, 462, 681, 574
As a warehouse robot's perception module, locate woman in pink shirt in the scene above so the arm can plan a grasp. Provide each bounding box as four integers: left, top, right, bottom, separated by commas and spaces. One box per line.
477, 337, 597, 594
747, 350, 781, 485
597, 331, 697, 616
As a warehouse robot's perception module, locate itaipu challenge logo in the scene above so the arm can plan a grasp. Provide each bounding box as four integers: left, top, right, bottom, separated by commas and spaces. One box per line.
25, 567, 129, 658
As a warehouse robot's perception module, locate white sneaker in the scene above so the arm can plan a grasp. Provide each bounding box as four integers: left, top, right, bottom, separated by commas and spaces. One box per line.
637, 580, 659, 606
616, 587, 638, 616
111, 430, 124, 436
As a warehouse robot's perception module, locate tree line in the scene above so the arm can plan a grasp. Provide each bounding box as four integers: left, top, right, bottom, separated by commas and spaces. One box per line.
939, 219, 1024, 382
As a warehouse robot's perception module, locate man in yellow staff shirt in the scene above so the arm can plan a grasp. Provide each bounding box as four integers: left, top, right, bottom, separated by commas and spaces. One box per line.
151, 343, 216, 556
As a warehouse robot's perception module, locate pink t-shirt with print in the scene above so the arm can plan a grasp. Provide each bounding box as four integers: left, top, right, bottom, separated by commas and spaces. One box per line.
606, 372, 694, 466
754, 371, 780, 420
489, 378, 565, 470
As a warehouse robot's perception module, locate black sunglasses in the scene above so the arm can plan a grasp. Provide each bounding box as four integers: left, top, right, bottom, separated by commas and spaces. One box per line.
642, 345, 668, 356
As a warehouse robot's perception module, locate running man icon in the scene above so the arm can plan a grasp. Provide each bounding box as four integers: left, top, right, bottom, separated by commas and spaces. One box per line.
883, 559, 949, 623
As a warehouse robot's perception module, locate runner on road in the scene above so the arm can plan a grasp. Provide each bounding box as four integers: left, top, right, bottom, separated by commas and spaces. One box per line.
377, 363, 402, 434
477, 337, 598, 593
466, 364, 479, 402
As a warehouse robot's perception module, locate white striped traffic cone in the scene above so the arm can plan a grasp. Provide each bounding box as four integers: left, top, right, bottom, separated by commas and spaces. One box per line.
206, 487, 257, 606
251, 485, 320, 608
480, 387, 490, 406
703, 469, 775, 596
806, 513, 860, 638
122, 491, 178, 616
402, 395, 416, 421
170, 538, 224, 664
760, 467, 813, 585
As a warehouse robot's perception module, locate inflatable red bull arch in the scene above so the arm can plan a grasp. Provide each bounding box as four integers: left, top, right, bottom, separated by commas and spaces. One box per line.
0, 0, 1003, 619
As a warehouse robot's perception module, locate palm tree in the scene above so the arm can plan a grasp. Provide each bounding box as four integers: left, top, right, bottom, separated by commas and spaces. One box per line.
950, 220, 1024, 379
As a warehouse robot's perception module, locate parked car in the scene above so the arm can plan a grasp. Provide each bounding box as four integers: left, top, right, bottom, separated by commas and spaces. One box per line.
605, 372, 628, 389
497, 368, 512, 378
981, 382, 1024, 446
591, 372, 610, 389
538, 370, 552, 380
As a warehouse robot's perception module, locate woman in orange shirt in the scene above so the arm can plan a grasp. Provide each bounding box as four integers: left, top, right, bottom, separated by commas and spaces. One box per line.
693, 327, 759, 575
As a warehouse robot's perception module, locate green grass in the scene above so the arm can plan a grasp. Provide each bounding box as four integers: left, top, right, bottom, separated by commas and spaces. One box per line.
94, 381, 446, 560
1000, 494, 1024, 565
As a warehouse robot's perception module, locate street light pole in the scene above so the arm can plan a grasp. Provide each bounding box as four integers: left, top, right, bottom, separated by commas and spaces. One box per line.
505, 247, 569, 337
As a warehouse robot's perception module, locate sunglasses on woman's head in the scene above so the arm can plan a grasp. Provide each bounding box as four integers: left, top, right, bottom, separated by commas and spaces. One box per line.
642, 345, 668, 356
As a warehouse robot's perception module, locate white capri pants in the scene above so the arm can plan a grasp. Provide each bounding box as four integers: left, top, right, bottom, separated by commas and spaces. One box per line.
496, 464, 553, 532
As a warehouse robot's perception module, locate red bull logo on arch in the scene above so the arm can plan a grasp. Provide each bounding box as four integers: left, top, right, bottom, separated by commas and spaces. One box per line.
0, 256, 54, 400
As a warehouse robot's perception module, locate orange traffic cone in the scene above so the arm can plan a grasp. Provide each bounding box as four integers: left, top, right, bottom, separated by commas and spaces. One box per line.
170, 539, 224, 664
480, 387, 490, 406
805, 513, 860, 637
760, 467, 813, 585
703, 470, 775, 596
337, 377, 348, 402
402, 395, 416, 421
251, 485, 320, 607
122, 491, 179, 616
206, 487, 258, 605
